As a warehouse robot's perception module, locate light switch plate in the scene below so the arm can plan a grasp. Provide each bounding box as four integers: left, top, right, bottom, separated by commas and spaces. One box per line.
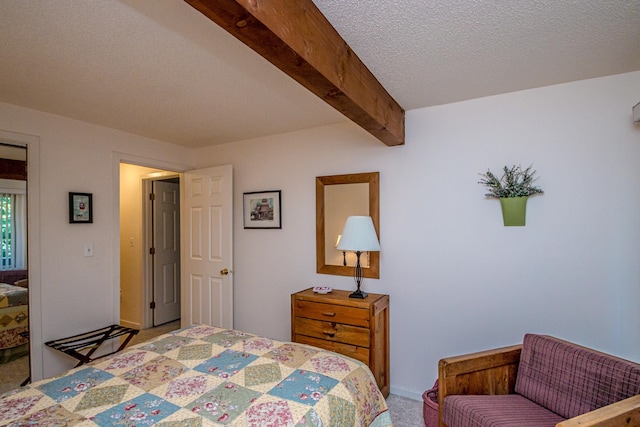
84, 243, 94, 257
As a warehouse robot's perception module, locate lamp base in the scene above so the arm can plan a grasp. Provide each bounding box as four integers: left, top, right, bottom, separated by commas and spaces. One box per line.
349, 289, 368, 299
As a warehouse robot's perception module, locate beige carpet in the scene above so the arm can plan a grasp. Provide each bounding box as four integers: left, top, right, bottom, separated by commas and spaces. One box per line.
387, 394, 425, 426
0, 356, 29, 396
0, 321, 426, 427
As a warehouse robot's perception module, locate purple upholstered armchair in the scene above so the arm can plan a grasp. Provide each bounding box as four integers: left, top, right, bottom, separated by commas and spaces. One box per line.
438, 334, 640, 427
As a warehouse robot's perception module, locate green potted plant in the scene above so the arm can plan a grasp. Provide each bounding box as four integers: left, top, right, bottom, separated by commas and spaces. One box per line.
478, 164, 543, 226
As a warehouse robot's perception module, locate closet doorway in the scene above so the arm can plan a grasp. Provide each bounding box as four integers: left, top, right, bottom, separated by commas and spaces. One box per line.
0, 143, 29, 394
119, 164, 180, 331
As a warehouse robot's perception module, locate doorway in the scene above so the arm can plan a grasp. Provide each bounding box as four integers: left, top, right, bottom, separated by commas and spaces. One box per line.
119, 164, 181, 330
0, 143, 29, 394
118, 162, 234, 333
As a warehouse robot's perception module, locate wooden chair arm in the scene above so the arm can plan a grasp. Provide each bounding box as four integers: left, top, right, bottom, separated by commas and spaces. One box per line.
556, 394, 640, 427
438, 344, 522, 427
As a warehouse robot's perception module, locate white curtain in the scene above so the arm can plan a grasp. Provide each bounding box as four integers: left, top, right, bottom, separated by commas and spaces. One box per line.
13, 193, 27, 269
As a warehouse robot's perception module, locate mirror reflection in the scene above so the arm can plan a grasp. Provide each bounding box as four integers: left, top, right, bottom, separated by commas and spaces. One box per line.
0, 144, 29, 394
324, 183, 370, 267
316, 172, 379, 278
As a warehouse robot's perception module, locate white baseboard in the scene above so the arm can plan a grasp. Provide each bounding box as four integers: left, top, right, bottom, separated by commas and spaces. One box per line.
389, 386, 423, 401
119, 319, 141, 330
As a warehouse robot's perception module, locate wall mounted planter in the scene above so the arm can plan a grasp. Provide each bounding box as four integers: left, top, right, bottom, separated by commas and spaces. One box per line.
499, 196, 528, 226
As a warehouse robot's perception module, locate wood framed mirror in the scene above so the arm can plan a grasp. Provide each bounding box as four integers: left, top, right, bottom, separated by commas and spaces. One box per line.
316, 172, 379, 278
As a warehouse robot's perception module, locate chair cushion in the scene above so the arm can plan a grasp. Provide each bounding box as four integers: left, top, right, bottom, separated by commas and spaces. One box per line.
515, 334, 640, 419
442, 394, 565, 427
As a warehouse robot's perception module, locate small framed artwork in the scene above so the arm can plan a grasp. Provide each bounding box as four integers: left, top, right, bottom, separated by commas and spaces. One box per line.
243, 190, 281, 229
69, 192, 93, 223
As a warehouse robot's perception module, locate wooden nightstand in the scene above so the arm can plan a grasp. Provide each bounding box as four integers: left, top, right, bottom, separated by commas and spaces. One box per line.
291, 288, 390, 397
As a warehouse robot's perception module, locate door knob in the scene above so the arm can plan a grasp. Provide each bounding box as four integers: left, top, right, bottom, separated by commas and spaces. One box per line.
220, 268, 230, 276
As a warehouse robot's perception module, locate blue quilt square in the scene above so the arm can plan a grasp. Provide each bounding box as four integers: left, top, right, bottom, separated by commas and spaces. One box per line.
269, 369, 338, 406
194, 349, 258, 379
37, 367, 114, 402
91, 393, 179, 426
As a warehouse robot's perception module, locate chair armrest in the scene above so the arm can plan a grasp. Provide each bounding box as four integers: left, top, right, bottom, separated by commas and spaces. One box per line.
556, 394, 640, 427
438, 344, 522, 427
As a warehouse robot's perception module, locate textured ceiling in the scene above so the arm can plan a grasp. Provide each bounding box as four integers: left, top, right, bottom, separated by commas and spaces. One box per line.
1, 1, 639, 148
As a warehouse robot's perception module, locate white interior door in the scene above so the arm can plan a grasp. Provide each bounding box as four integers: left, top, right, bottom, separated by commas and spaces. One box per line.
181, 165, 233, 329
153, 180, 180, 326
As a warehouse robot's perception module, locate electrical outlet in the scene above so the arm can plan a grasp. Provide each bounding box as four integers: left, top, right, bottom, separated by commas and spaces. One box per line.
84, 243, 94, 257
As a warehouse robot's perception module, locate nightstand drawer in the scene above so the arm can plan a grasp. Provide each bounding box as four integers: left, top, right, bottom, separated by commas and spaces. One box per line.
293, 300, 370, 327
295, 335, 369, 365
293, 317, 370, 348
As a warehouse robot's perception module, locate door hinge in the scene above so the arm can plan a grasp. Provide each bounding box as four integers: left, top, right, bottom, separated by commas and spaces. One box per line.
149, 193, 155, 201
149, 247, 155, 255
150, 301, 156, 309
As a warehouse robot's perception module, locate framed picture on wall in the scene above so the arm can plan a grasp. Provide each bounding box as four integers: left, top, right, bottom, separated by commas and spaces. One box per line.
69, 192, 93, 223
243, 190, 281, 229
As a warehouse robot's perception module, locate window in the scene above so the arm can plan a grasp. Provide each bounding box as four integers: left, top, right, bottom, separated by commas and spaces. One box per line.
0, 181, 26, 271
1, 194, 15, 269
1, 194, 14, 269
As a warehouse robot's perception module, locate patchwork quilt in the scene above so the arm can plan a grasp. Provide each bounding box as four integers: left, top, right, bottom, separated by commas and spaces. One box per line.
0, 283, 28, 364
0, 324, 393, 426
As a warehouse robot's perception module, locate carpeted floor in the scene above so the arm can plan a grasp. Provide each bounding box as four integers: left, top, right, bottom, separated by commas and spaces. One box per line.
0, 320, 426, 426
388, 393, 425, 426
0, 356, 29, 395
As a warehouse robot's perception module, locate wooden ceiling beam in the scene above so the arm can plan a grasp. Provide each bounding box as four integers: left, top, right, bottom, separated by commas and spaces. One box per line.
185, 0, 405, 146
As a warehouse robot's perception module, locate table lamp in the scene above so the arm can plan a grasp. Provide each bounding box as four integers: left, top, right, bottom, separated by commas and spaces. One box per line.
336, 216, 380, 298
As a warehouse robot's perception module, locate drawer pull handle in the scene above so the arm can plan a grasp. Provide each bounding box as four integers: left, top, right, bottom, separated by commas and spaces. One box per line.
323, 330, 336, 338
322, 312, 336, 317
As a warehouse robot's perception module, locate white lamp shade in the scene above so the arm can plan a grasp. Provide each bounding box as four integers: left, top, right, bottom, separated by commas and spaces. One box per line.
336, 216, 380, 252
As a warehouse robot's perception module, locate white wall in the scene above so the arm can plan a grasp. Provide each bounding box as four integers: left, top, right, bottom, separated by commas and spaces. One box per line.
0, 102, 193, 379
193, 71, 640, 399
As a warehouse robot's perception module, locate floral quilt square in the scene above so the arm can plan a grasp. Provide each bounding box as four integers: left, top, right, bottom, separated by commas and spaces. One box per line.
177, 343, 212, 360
243, 362, 282, 387
0, 395, 42, 421
103, 351, 147, 371
9, 403, 88, 426
193, 349, 258, 379
342, 367, 387, 421
245, 400, 294, 427
310, 355, 351, 374
264, 344, 318, 368
37, 368, 114, 403
74, 384, 129, 411
176, 325, 219, 339
328, 395, 356, 426
139, 336, 194, 354
242, 337, 275, 353
295, 407, 323, 427
91, 393, 179, 426
185, 382, 261, 424
200, 330, 253, 348
165, 375, 209, 399
269, 369, 338, 406
121, 355, 188, 391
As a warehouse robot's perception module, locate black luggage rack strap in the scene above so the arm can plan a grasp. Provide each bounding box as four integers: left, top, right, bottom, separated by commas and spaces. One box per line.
45, 325, 139, 367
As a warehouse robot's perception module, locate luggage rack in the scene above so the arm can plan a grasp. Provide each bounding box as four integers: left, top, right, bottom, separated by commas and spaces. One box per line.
45, 324, 139, 367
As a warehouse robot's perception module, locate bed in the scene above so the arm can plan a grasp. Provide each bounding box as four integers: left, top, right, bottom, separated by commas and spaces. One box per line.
0, 324, 393, 426
0, 282, 29, 364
